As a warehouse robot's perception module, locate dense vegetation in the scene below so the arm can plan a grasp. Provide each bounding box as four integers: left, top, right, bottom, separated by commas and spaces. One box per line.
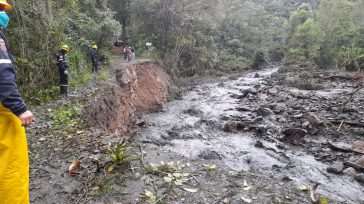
7, 0, 120, 101
6, 0, 364, 100
285, 0, 364, 70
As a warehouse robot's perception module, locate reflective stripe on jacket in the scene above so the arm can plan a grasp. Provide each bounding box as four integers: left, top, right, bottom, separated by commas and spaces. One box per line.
0, 29, 27, 116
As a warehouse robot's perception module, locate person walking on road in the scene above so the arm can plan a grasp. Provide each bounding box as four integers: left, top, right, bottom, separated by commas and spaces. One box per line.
56, 45, 70, 96
90, 43, 99, 73
131, 46, 136, 61
123, 46, 129, 61
0, 1, 35, 203
127, 46, 132, 62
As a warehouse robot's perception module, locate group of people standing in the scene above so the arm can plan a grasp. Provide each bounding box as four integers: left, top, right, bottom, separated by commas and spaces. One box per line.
56, 42, 99, 96
123, 46, 135, 62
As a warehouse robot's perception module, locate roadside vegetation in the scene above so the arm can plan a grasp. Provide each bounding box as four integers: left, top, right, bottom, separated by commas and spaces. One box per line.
8, 0, 364, 103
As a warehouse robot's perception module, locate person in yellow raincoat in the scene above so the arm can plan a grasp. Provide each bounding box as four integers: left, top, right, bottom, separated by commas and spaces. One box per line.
0, 1, 35, 203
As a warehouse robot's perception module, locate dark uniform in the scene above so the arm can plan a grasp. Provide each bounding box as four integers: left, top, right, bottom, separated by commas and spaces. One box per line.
90, 48, 98, 73
56, 50, 69, 95
0, 29, 28, 116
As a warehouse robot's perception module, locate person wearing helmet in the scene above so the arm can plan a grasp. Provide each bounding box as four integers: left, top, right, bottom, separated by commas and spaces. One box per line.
0, 1, 35, 203
56, 45, 69, 96
90, 43, 98, 73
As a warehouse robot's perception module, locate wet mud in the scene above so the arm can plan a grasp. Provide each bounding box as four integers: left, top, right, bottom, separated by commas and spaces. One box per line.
124, 66, 364, 203
28, 60, 364, 204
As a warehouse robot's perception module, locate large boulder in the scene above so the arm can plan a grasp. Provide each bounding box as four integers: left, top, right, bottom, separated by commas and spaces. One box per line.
303, 112, 322, 125
282, 128, 307, 145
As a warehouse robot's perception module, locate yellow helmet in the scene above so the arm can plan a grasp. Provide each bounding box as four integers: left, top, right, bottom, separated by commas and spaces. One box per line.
0, 0, 12, 9
61, 45, 69, 52
92, 44, 97, 49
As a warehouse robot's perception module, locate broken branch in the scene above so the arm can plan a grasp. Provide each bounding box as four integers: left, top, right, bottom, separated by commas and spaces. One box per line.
327, 142, 364, 155
310, 183, 319, 204
344, 161, 364, 173
329, 120, 364, 128
340, 86, 363, 113
139, 143, 145, 165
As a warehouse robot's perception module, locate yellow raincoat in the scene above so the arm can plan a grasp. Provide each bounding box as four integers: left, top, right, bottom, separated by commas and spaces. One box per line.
0, 103, 29, 204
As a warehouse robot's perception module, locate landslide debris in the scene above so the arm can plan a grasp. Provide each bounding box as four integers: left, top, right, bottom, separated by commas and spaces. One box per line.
84, 61, 171, 135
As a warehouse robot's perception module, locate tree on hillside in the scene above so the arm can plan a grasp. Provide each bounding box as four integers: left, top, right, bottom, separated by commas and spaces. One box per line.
285, 3, 314, 43
108, 0, 130, 44
316, 0, 364, 70
285, 3, 324, 64
288, 19, 323, 63
7, 0, 120, 101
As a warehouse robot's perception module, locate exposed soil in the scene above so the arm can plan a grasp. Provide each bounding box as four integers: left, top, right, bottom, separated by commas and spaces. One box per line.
28, 59, 364, 204
84, 61, 171, 135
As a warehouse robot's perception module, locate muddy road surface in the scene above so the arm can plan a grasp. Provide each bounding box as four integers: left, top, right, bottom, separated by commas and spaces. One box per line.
117, 67, 363, 204
28, 60, 364, 204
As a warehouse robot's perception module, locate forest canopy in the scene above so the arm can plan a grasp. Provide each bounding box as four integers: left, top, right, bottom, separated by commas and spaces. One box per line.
6, 0, 364, 98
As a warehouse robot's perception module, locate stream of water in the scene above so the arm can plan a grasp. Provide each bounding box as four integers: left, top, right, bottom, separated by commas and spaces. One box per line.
135, 67, 364, 203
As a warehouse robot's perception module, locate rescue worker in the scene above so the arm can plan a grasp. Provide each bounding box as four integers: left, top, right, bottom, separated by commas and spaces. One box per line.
56, 45, 69, 96
0, 1, 35, 203
90, 43, 98, 73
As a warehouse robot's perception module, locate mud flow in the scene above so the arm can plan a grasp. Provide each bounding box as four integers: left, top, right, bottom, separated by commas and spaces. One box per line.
28, 61, 364, 204
131, 67, 364, 203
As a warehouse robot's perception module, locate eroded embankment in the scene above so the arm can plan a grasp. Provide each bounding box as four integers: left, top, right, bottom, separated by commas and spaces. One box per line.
84, 61, 171, 135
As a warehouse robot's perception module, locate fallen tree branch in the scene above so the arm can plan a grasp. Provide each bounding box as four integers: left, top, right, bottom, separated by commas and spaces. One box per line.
319, 75, 355, 81
154, 194, 168, 204
340, 86, 363, 113
327, 142, 364, 155
337, 120, 345, 131
151, 176, 158, 195
327, 142, 352, 152
310, 183, 319, 204
139, 143, 145, 165
344, 161, 364, 173
329, 120, 364, 128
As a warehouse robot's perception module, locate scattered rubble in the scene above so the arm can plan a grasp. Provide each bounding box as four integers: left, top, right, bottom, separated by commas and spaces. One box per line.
27, 61, 364, 203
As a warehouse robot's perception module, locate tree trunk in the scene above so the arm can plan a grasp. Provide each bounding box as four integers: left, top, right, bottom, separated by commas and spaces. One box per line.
122, 18, 127, 45
45, 0, 53, 24
121, 0, 130, 45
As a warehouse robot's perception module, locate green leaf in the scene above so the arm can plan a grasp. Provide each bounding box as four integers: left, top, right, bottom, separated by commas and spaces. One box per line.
243, 180, 252, 191
164, 176, 173, 183
174, 179, 184, 186
173, 173, 182, 178
204, 164, 218, 171
241, 196, 252, 203
182, 173, 190, 177
243, 186, 252, 191
320, 197, 328, 204
183, 188, 198, 193
299, 185, 308, 191
144, 190, 156, 203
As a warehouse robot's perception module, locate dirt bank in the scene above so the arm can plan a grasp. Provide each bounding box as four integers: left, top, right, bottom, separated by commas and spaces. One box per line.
84, 61, 171, 135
